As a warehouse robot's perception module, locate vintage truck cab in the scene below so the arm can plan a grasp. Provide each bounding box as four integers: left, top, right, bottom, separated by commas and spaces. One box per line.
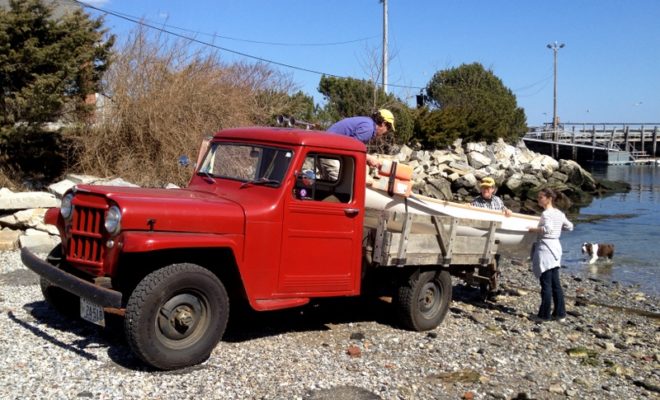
23, 127, 402, 370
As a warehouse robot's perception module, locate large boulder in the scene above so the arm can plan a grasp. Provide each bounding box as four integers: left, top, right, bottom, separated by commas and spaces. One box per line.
559, 160, 597, 191
454, 172, 478, 191
504, 173, 524, 196
597, 179, 631, 194
423, 177, 453, 200
0, 208, 58, 235
548, 171, 569, 184
563, 184, 594, 207
0, 189, 60, 210
397, 144, 414, 161
466, 142, 486, 153
0, 229, 21, 251
467, 151, 491, 169
19, 229, 60, 253
410, 150, 431, 163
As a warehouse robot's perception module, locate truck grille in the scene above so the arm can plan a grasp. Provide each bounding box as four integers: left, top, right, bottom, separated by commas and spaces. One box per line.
67, 204, 105, 275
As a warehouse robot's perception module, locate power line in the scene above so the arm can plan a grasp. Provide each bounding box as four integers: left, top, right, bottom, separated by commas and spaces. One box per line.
66, 0, 575, 98
72, 0, 425, 90
513, 72, 553, 92
70, 1, 378, 47
200, 32, 377, 48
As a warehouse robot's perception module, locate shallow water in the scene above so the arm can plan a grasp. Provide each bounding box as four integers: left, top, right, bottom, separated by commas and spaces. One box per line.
560, 164, 660, 297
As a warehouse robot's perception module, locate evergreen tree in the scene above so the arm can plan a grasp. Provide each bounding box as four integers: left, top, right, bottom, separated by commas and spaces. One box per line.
422, 63, 527, 146
0, 0, 114, 134
0, 0, 114, 186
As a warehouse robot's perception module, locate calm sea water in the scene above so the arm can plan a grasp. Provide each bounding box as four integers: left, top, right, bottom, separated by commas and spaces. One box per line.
560, 164, 660, 297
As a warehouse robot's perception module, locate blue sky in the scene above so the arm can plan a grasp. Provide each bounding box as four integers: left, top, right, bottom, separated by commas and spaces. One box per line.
79, 0, 659, 127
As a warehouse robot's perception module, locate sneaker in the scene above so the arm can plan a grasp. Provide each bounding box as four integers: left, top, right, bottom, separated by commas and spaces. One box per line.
555, 316, 567, 323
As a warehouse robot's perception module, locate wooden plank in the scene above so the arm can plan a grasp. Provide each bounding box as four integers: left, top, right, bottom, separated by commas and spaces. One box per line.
431, 215, 448, 256
395, 213, 413, 267
385, 233, 493, 255
380, 253, 487, 266
480, 221, 498, 265
366, 210, 501, 231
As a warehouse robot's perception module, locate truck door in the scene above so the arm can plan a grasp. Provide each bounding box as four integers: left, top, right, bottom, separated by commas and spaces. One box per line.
279, 151, 363, 295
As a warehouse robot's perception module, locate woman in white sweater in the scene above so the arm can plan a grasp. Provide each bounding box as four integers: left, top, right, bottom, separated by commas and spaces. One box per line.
528, 188, 574, 322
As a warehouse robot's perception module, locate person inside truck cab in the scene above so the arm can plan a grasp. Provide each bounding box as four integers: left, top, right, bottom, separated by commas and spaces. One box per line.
323, 109, 395, 179
294, 169, 316, 200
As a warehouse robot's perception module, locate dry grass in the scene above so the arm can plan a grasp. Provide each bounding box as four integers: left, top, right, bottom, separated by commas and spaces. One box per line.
0, 168, 18, 191
73, 27, 299, 187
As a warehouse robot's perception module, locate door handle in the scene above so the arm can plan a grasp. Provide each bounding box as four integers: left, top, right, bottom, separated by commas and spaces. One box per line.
344, 208, 359, 216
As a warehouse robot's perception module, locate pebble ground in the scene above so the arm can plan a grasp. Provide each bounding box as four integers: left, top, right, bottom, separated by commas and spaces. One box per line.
1, 250, 658, 400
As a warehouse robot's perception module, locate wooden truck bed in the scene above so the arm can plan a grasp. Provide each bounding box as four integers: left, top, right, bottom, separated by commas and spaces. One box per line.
363, 209, 502, 292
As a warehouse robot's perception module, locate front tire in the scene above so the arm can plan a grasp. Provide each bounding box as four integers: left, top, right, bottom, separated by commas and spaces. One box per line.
394, 269, 452, 331
124, 263, 229, 370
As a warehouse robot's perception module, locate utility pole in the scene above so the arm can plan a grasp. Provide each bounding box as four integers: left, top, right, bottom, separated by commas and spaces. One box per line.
382, 0, 388, 94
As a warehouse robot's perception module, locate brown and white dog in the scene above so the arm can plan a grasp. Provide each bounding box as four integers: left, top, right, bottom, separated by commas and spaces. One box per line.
581, 242, 615, 264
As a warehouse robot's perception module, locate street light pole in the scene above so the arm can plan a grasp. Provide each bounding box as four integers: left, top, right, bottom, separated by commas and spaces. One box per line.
547, 41, 564, 158
547, 41, 565, 130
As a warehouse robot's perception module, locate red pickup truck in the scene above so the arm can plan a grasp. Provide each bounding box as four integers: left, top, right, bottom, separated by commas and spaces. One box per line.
23, 127, 499, 370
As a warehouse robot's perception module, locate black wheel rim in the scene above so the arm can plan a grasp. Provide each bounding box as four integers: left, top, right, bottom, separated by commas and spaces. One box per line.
418, 280, 442, 319
156, 291, 210, 349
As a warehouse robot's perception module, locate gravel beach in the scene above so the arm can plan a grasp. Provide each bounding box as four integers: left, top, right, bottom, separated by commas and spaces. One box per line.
1, 249, 658, 400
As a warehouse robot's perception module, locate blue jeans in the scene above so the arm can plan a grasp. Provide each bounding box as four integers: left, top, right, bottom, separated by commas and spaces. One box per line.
538, 267, 565, 320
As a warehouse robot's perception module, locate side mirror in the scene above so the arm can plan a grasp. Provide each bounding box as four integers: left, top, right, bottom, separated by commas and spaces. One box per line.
178, 155, 190, 167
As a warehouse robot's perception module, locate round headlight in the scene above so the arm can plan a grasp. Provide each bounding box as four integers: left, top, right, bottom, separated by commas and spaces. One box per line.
61, 193, 74, 219
104, 205, 122, 235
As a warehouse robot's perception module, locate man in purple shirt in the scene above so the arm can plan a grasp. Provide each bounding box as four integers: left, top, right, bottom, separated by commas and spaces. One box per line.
327, 109, 395, 170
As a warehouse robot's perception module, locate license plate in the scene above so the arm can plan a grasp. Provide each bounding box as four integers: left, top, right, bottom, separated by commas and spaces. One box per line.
80, 297, 105, 327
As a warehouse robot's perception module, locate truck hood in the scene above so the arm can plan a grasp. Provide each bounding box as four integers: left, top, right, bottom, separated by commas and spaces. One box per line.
75, 184, 245, 235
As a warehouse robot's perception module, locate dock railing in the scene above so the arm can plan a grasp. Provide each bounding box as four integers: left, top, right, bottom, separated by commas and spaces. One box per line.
524, 123, 659, 164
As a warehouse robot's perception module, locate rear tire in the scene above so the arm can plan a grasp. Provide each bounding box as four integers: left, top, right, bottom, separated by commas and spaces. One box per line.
394, 269, 452, 331
394, 270, 452, 331
124, 263, 229, 370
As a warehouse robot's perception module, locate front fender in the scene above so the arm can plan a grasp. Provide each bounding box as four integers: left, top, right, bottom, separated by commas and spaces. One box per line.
121, 231, 243, 257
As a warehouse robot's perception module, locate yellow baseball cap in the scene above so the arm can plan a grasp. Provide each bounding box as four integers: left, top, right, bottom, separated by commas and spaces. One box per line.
480, 177, 496, 188
378, 109, 395, 131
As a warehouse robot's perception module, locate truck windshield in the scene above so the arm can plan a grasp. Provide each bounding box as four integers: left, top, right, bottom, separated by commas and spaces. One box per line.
198, 142, 293, 186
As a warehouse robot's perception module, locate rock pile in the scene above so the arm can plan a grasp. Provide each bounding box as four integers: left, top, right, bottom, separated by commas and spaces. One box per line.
383, 139, 629, 213
0, 174, 139, 252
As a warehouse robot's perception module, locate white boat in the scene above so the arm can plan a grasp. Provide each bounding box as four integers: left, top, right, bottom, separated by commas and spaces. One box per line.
364, 187, 540, 255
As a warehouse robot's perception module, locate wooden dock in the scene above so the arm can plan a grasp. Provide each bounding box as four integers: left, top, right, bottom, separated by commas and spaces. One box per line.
523, 123, 660, 165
